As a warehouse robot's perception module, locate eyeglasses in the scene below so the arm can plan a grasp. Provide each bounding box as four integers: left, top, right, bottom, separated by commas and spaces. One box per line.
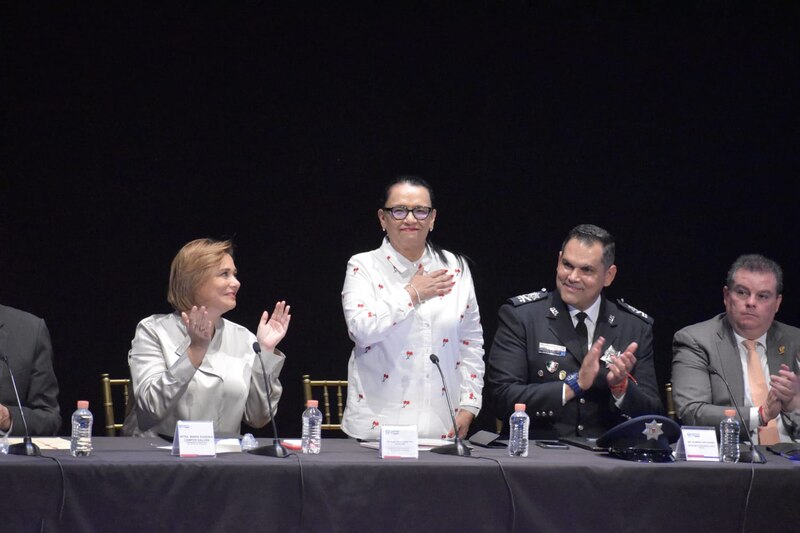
382, 206, 433, 221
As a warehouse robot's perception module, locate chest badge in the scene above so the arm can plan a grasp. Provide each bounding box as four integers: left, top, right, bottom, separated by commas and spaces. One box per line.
546, 361, 559, 373
601, 345, 620, 368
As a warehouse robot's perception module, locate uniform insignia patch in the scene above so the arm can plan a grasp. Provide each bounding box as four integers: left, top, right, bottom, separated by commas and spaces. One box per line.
508, 289, 549, 306
616, 299, 654, 324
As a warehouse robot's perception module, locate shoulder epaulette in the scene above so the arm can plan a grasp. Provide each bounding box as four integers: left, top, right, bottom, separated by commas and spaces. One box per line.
616, 298, 654, 324
508, 289, 549, 307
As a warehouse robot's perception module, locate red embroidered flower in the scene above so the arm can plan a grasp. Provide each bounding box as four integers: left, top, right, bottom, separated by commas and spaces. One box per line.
402, 400, 410, 408
470, 373, 477, 380
357, 303, 365, 308
441, 434, 447, 439
367, 311, 374, 318
460, 314, 465, 321
469, 392, 475, 400
382, 373, 389, 382
405, 351, 413, 360
378, 284, 384, 289
455, 268, 461, 274
462, 340, 470, 346
442, 338, 449, 347
441, 387, 446, 396
455, 361, 461, 367
353, 267, 359, 274
358, 394, 364, 402
371, 421, 379, 430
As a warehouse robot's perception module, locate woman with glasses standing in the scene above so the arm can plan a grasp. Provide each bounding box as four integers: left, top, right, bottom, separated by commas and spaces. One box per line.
341, 176, 485, 440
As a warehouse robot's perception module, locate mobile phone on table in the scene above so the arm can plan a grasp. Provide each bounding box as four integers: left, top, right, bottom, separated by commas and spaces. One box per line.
535, 440, 569, 449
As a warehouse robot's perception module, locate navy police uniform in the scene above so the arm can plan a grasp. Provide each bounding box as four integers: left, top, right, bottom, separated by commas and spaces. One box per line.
487, 290, 662, 439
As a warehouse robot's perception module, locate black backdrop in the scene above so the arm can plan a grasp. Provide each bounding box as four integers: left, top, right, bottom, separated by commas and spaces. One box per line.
3, 3, 799, 438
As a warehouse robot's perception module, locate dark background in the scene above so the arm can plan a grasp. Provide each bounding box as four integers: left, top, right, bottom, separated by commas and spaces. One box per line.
3, 3, 799, 437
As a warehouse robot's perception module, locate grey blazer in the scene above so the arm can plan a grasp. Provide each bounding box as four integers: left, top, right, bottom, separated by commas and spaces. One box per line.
672, 313, 800, 438
0, 305, 61, 436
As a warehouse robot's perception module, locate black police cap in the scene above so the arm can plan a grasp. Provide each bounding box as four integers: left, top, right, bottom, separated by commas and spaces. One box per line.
597, 415, 681, 463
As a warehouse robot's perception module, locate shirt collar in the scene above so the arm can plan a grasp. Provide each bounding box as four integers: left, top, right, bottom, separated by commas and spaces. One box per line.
732, 330, 768, 350
567, 295, 602, 325
380, 237, 432, 275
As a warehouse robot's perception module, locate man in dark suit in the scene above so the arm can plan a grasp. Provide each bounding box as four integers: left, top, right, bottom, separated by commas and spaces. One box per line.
0, 304, 61, 436
487, 224, 661, 439
672, 254, 800, 444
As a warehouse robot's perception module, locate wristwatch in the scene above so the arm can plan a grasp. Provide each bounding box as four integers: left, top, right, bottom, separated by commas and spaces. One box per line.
565, 372, 585, 397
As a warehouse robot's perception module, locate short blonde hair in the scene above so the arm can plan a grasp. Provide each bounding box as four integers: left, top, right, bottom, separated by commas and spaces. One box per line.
167, 238, 234, 312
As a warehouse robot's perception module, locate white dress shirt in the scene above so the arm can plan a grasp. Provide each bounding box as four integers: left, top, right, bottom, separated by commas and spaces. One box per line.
341, 238, 485, 440
128, 313, 285, 437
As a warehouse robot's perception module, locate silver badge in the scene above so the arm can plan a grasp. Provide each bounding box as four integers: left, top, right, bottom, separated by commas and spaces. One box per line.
601, 345, 620, 368
549, 307, 559, 317
558, 370, 567, 380
608, 314, 615, 325
546, 361, 559, 373
643, 420, 664, 441
537, 370, 544, 377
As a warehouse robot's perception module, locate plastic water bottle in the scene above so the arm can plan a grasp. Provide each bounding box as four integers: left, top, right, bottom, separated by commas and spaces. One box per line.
719, 408, 740, 463
70, 400, 93, 457
508, 403, 530, 457
302, 400, 322, 454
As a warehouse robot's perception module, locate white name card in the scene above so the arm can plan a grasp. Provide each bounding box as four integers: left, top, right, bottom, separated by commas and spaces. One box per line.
675, 426, 719, 462
379, 425, 419, 459
171, 420, 216, 457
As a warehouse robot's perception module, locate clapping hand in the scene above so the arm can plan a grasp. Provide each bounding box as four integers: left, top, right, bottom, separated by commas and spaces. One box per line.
769, 363, 800, 414
605, 342, 638, 388
257, 301, 292, 353
181, 306, 214, 367
181, 306, 214, 346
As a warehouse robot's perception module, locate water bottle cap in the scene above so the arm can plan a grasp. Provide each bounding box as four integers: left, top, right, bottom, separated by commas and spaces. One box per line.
724, 409, 736, 417
307, 400, 318, 408
514, 403, 526, 411
77, 400, 89, 409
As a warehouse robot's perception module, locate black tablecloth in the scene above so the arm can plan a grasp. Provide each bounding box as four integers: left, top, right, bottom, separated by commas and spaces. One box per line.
3, 437, 798, 532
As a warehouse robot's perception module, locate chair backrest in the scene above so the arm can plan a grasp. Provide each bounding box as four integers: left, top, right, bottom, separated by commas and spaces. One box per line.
665, 382, 677, 421
301, 375, 347, 431
101, 373, 132, 436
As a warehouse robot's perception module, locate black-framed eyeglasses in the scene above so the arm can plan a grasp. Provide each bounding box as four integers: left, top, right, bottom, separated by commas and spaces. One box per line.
382, 206, 433, 221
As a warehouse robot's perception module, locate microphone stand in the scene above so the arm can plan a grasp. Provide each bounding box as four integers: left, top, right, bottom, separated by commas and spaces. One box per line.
247, 343, 288, 457
429, 354, 471, 457
1, 354, 41, 456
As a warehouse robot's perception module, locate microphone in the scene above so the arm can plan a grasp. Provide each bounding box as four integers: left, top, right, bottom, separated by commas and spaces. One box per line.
246, 342, 288, 457
704, 364, 765, 463
0, 353, 41, 456
428, 354, 470, 457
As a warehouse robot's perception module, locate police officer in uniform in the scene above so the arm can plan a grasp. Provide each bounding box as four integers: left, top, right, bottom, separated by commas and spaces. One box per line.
487, 224, 662, 439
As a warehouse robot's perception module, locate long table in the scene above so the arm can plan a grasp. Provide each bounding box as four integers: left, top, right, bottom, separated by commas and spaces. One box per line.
3, 437, 798, 532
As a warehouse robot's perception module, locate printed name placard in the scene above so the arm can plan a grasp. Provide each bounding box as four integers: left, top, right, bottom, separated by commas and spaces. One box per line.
675, 426, 719, 462
379, 425, 418, 459
171, 420, 216, 457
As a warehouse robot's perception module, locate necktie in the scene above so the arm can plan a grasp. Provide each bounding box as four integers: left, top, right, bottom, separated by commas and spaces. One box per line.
743, 339, 779, 445
575, 312, 588, 356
